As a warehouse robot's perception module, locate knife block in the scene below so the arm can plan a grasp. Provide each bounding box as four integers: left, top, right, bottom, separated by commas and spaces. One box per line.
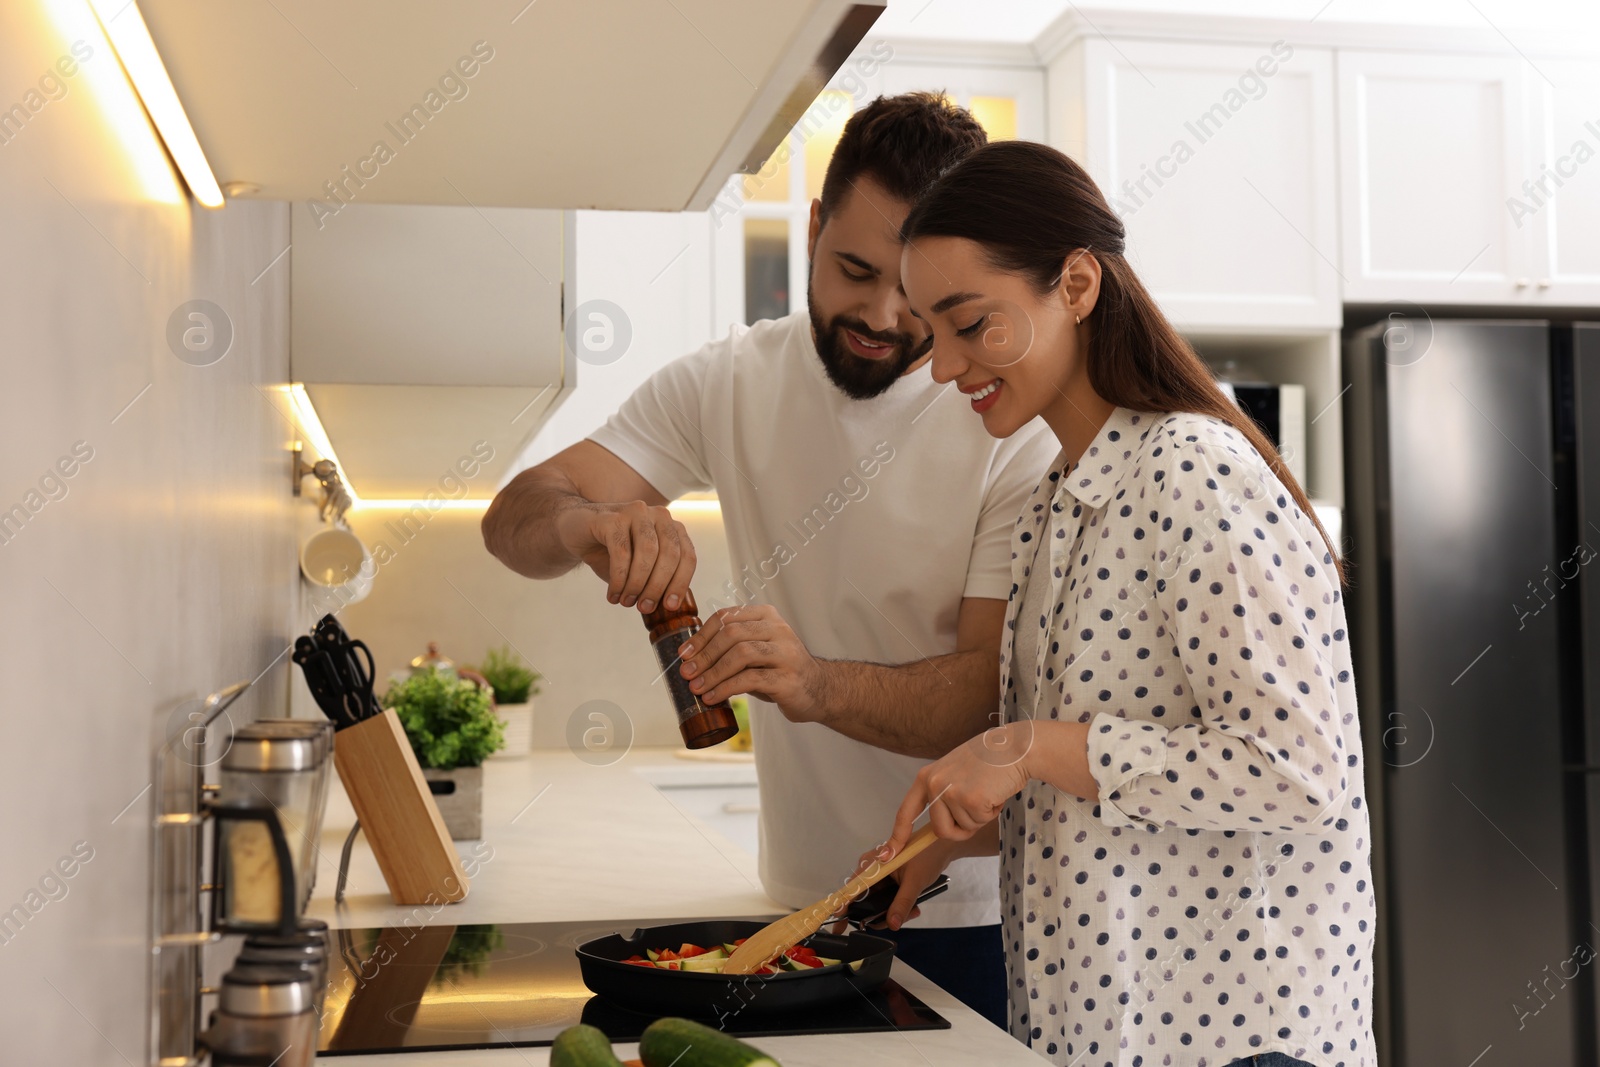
333, 710, 469, 905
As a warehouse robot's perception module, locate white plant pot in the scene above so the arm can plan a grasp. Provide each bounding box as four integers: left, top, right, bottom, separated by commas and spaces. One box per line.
423, 765, 483, 840
489, 701, 533, 760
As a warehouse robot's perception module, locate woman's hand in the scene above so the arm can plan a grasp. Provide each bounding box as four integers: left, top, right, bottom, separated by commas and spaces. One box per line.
885, 722, 1033, 853
853, 827, 998, 931
884, 719, 1097, 857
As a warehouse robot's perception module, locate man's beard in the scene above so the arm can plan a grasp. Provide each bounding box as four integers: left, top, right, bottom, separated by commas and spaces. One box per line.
807, 273, 926, 400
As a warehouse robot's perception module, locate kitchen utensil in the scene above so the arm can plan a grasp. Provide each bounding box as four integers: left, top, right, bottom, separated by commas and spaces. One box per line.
332, 708, 470, 905
213, 725, 325, 933
844, 873, 950, 930
409, 641, 454, 675
203, 963, 317, 1067
313, 614, 381, 721
576, 920, 896, 1018
293, 616, 469, 906
723, 825, 940, 975
296, 618, 381, 727
300, 526, 373, 607
248, 719, 335, 908
241, 916, 331, 1018
293, 638, 358, 729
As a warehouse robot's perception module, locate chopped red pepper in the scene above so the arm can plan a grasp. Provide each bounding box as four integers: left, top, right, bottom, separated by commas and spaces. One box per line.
678, 943, 708, 957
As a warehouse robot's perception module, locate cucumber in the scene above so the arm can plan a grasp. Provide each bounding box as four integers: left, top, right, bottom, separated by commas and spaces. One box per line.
551, 1024, 625, 1067
639, 1018, 779, 1067
678, 955, 727, 972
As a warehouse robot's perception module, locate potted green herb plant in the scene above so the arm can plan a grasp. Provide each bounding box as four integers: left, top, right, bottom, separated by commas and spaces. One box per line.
473, 646, 541, 760
382, 668, 505, 839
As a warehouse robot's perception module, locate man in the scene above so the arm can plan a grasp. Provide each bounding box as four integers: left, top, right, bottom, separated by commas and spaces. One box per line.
482, 93, 1055, 1027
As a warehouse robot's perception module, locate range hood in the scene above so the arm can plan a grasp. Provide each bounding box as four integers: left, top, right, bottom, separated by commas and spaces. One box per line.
138, 0, 885, 212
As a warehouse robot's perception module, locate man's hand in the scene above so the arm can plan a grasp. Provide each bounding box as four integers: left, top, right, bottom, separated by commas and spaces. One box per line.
553, 500, 696, 614
677, 605, 827, 719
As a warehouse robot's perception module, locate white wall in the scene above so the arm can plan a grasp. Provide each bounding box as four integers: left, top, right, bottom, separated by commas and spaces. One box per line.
0, 4, 299, 1060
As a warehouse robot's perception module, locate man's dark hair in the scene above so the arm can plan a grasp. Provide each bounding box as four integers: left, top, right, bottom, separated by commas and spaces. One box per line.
817, 91, 987, 226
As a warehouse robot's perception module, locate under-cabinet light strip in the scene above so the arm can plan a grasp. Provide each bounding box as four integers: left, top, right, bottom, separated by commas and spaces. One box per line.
88, 0, 224, 208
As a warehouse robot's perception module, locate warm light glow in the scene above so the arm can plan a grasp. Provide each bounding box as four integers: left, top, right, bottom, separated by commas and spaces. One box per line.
282, 385, 722, 515
285, 384, 362, 506
969, 96, 1019, 141
670, 496, 722, 514
87, 0, 224, 207
352, 498, 492, 512
803, 90, 854, 201
40, 0, 182, 203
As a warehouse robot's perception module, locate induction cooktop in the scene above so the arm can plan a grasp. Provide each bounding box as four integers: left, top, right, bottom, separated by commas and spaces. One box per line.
316, 917, 950, 1055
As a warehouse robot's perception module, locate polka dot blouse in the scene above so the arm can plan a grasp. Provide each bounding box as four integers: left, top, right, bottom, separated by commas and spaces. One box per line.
998, 408, 1376, 1067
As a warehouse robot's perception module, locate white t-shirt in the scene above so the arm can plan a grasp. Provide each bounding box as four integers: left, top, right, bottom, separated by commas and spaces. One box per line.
590, 311, 1057, 927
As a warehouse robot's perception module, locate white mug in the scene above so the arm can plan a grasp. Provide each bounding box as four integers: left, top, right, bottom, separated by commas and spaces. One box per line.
299, 527, 374, 608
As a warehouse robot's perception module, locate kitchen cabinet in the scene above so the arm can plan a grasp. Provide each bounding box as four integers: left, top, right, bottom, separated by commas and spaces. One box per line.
1047, 38, 1341, 330
1336, 50, 1534, 305
290, 204, 572, 500
1525, 58, 1600, 306
138, 0, 886, 212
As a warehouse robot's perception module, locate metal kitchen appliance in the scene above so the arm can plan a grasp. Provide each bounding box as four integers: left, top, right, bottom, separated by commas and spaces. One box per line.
148, 681, 336, 1066
1346, 320, 1600, 1065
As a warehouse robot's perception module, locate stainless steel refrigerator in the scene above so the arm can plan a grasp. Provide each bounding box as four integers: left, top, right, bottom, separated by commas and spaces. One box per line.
1345, 319, 1600, 1067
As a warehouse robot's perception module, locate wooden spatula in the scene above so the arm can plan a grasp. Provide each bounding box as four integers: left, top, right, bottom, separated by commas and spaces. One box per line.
723, 825, 940, 975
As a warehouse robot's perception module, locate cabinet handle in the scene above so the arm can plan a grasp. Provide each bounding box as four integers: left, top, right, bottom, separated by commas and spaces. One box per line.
1538, 279, 1552, 289
1515, 278, 1530, 289
721, 802, 760, 814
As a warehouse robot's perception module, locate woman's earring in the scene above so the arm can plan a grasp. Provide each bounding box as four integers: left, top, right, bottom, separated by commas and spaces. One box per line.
1075, 314, 1082, 325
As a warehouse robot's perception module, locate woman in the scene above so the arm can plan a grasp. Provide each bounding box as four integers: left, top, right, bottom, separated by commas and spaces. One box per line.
880, 140, 1375, 1067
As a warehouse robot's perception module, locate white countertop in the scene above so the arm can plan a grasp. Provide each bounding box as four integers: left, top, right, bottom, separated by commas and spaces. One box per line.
306, 746, 1042, 1066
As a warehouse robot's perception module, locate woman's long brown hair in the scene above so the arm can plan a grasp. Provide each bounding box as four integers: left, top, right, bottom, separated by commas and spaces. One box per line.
901, 139, 1343, 582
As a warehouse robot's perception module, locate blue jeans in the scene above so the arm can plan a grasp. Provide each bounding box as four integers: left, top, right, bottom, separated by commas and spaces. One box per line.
1225, 1056, 1317, 1067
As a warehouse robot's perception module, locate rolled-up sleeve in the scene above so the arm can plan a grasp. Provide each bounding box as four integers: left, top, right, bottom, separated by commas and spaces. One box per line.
1085, 428, 1351, 836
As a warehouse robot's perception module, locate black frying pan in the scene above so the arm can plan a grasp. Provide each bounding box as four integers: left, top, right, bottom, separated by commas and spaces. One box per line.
576, 920, 895, 1018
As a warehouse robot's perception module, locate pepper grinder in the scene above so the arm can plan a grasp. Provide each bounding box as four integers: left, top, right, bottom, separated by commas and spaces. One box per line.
641, 589, 740, 749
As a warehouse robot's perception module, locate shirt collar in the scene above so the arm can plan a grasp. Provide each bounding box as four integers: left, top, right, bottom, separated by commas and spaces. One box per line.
1058, 407, 1155, 509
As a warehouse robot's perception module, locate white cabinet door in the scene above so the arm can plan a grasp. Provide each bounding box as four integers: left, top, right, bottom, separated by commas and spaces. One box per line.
1337, 51, 1534, 305
1071, 38, 1340, 329
1525, 58, 1600, 306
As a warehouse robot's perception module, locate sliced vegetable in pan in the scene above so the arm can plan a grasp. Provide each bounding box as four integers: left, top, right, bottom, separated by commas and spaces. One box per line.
621, 939, 839, 975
